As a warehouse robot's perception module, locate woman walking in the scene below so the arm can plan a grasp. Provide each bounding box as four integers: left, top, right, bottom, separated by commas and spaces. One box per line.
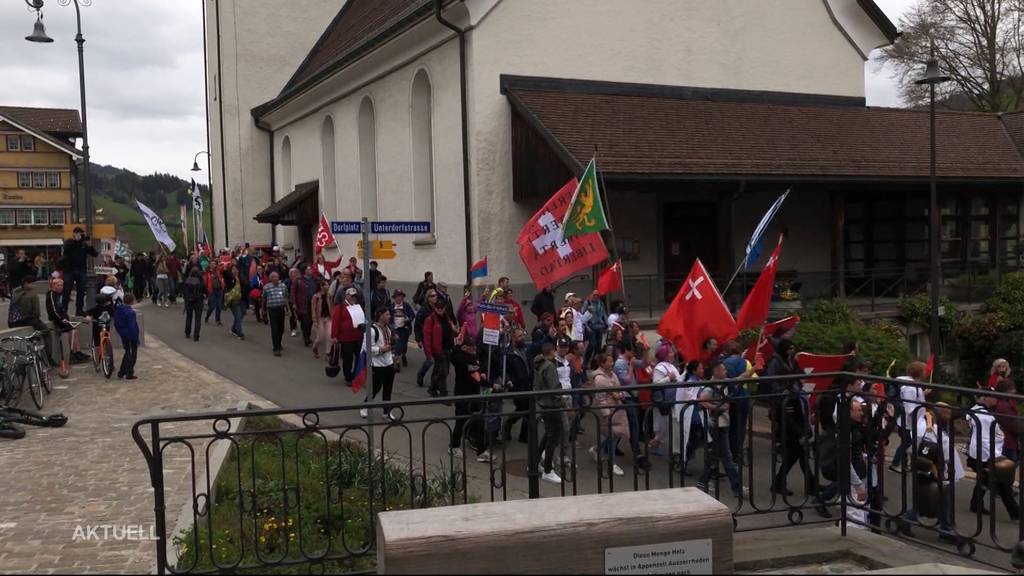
390, 289, 414, 372
589, 352, 633, 476
204, 261, 223, 326
361, 307, 396, 420
311, 280, 331, 359
154, 253, 170, 307
223, 264, 245, 339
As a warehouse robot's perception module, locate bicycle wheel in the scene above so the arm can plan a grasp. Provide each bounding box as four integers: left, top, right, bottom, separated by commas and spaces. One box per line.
91, 343, 101, 373
101, 340, 114, 379
37, 354, 52, 394
28, 366, 43, 410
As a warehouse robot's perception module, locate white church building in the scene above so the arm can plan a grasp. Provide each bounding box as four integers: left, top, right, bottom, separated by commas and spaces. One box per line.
208, 0, 1024, 309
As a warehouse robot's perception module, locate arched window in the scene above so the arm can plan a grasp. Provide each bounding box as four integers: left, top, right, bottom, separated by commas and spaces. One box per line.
321, 116, 337, 219
411, 70, 435, 232
281, 135, 292, 195
358, 97, 378, 219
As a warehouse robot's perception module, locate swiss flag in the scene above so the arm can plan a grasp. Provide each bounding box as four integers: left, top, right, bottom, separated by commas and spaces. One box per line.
743, 315, 800, 367
517, 178, 609, 290
796, 351, 854, 413
736, 235, 783, 331
657, 259, 737, 363
315, 212, 335, 254
596, 260, 623, 295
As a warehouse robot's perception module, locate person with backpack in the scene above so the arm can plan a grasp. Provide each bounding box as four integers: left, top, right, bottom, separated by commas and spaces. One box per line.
534, 341, 565, 484
222, 264, 244, 340
583, 291, 607, 366
360, 307, 396, 420
182, 268, 207, 342
889, 361, 930, 473
651, 344, 681, 456
113, 294, 140, 380
968, 389, 1020, 520
696, 361, 743, 500
389, 289, 414, 372
10, 275, 56, 365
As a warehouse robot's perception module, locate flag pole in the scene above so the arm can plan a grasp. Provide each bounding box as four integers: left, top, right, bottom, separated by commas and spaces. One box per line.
594, 146, 629, 310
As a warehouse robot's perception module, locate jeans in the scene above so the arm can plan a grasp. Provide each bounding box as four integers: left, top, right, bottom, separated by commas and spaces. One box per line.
621, 395, 643, 455
230, 302, 244, 336
340, 340, 361, 382
729, 388, 751, 462
366, 364, 396, 409
698, 427, 742, 497
63, 270, 87, 315
586, 328, 604, 367
119, 339, 138, 377
774, 437, 816, 494
394, 327, 410, 357
205, 290, 223, 323
268, 307, 286, 352
168, 277, 178, 303
299, 314, 312, 345
417, 354, 434, 386
429, 353, 450, 397
155, 277, 170, 305
184, 300, 203, 340
539, 410, 563, 473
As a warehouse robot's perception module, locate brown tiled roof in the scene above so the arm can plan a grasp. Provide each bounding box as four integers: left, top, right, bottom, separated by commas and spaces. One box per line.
507, 80, 1024, 180
276, 0, 449, 102
0, 106, 82, 137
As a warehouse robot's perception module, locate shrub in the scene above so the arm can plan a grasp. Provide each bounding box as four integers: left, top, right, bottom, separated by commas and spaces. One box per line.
897, 293, 960, 334
737, 328, 760, 349
955, 312, 1011, 386
986, 272, 1024, 329
791, 320, 910, 375
803, 299, 853, 326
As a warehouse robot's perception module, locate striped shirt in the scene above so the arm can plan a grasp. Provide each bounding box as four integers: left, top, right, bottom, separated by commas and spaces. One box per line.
264, 283, 288, 309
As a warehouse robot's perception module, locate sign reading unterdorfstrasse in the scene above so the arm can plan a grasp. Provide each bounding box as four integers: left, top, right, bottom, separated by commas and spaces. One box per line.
604, 539, 712, 575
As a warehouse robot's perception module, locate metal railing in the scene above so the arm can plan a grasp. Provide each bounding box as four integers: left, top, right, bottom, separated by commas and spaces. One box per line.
623, 263, 1009, 320
133, 374, 1024, 574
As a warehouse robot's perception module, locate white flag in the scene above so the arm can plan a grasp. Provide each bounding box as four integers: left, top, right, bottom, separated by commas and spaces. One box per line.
136, 200, 177, 251
190, 178, 200, 199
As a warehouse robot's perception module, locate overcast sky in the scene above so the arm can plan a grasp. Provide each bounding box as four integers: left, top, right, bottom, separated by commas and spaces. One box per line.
0, 0, 913, 182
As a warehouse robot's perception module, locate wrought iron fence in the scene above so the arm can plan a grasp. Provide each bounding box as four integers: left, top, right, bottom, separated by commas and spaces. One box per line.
133, 373, 1024, 574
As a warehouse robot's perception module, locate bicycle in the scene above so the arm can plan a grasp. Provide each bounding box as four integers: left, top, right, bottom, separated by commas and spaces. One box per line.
0, 336, 44, 410
89, 312, 115, 379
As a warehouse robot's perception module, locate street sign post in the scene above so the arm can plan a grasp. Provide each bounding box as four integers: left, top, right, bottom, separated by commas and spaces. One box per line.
357, 240, 397, 260
331, 221, 362, 235
370, 221, 431, 235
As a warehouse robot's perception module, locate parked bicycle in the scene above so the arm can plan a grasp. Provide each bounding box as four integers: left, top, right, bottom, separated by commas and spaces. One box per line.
0, 332, 48, 410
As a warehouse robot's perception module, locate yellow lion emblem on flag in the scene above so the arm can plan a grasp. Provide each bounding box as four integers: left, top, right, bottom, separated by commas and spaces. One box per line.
571, 181, 597, 230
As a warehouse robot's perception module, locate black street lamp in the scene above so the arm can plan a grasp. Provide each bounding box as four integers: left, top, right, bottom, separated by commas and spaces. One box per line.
191, 150, 209, 173
25, 0, 96, 306
916, 45, 951, 374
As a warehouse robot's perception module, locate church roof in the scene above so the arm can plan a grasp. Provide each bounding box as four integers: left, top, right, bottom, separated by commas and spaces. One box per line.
504, 75, 1024, 181
255, 1, 897, 121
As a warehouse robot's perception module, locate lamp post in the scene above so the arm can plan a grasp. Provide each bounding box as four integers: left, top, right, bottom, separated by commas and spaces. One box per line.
190, 151, 210, 252
916, 46, 951, 373
25, 0, 96, 307
191, 150, 210, 173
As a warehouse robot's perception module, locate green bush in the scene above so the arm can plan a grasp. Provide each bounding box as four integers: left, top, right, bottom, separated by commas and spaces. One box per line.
803, 299, 853, 326
986, 272, 1024, 329
897, 293, 961, 334
791, 319, 911, 375
737, 328, 760, 349
955, 312, 1011, 387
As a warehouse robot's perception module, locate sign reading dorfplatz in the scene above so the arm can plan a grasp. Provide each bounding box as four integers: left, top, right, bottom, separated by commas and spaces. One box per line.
331, 221, 362, 235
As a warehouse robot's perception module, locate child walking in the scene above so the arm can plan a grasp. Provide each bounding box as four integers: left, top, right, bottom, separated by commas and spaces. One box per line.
114, 293, 141, 380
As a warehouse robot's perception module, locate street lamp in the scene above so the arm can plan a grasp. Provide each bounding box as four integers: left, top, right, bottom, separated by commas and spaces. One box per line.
916, 45, 951, 374
191, 150, 209, 172
25, 0, 96, 308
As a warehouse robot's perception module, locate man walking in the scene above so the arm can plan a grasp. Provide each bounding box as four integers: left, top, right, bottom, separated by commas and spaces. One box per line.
534, 341, 564, 484
182, 268, 206, 342
423, 300, 456, 398
263, 272, 289, 356
332, 287, 365, 384
61, 226, 98, 316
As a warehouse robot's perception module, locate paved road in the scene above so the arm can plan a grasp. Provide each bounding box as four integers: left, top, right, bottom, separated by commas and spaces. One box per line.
140, 301, 1021, 569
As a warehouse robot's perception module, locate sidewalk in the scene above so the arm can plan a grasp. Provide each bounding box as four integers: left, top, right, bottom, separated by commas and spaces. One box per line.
0, 334, 266, 575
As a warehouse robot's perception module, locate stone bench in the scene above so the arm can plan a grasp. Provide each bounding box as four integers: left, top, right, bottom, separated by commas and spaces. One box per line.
377, 488, 733, 574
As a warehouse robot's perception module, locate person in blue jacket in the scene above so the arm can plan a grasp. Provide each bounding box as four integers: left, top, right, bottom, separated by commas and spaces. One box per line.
113, 293, 140, 380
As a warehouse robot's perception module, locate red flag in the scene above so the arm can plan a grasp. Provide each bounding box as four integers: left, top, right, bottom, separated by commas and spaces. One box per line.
743, 315, 800, 364
315, 213, 335, 254
517, 178, 609, 290
596, 260, 623, 295
796, 351, 854, 412
657, 259, 737, 363
925, 353, 935, 381
736, 235, 783, 331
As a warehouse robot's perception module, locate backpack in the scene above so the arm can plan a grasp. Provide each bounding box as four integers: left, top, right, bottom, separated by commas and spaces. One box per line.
182, 278, 203, 303
7, 295, 24, 327
915, 412, 943, 478
325, 342, 341, 378
224, 281, 241, 307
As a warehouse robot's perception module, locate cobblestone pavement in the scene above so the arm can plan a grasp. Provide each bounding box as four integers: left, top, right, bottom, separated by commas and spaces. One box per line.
0, 334, 266, 575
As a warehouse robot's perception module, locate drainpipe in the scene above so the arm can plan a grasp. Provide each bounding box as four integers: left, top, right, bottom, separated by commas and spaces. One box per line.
255, 120, 277, 246
214, 0, 229, 247
435, 0, 473, 285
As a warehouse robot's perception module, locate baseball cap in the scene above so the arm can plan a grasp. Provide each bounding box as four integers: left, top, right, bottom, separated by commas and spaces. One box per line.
345, 287, 358, 296
564, 292, 577, 303
557, 336, 571, 348
99, 286, 117, 296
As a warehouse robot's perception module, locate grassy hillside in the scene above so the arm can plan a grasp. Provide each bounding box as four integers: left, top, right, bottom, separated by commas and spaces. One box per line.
86, 164, 214, 256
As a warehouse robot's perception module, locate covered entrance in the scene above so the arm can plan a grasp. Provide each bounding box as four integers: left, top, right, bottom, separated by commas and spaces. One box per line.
254, 180, 319, 259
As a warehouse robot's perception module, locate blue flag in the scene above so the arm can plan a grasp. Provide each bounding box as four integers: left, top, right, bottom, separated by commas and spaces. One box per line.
744, 189, 789, 268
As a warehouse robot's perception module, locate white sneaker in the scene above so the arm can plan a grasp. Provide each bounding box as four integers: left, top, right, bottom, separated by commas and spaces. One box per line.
359, 408, 368, 418
291, 330, 297, 337
612, 464, 625, 476
477, 450, 493, 463
589, 446, 599, 463
449, 447, 463, 459
541, 471, 563, 484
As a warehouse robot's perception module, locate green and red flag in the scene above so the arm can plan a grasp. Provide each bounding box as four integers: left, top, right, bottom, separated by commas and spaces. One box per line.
561, 157, 608, 241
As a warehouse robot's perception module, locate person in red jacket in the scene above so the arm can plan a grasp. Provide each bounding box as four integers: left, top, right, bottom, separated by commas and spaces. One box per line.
423, 301, 457, 398
332, 287, 365, 385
